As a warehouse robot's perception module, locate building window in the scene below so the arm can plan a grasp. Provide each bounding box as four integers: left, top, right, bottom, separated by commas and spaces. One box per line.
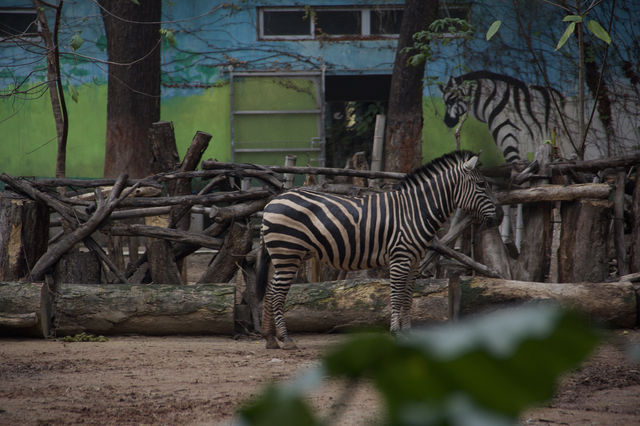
259, 6, 403, 40
315, 10, 361, 35
371, 8, 403, 35
438, 3, 471, 21
263, 10, 311, 36
434, 3, 473, 34
0, 8, 39, 39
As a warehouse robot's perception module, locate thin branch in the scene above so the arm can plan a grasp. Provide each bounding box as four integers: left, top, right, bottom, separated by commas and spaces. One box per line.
582, 0, 615, 148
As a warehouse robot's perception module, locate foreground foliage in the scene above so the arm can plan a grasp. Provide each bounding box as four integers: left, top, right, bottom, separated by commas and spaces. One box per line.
239, 304, 599, 425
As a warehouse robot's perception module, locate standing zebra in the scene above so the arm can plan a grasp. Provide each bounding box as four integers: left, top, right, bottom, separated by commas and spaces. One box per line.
258, 151, 500, 349
441, 70, 566, 163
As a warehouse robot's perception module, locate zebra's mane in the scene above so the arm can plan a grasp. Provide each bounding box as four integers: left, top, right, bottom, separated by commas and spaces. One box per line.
399, 151, 474, 190
457, 70, 563, 98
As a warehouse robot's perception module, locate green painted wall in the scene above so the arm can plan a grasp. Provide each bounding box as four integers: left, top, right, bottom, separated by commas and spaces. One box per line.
161, 84, 231, 165
0, 83, 106, 178
0, 83, 502, 179
422, 97, 503, 167
0, 83, 232, 178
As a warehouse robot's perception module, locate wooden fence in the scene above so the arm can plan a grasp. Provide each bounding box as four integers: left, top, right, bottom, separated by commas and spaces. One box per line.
1, 125, 639, 336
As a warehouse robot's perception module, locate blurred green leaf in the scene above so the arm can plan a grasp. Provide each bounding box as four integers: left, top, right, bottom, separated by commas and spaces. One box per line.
68, 83, 79, 103
239, 384, 320, 426
555, 21, 576, 50
486, 20, 501, 40
240, 304, 599, 426
160, 28, 176, 47
70, 33, 84, 51
586, 19, 611, 44
562, 14, 583, 23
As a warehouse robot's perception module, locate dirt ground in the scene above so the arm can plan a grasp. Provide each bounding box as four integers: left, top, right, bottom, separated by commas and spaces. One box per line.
1, 329, 639, 426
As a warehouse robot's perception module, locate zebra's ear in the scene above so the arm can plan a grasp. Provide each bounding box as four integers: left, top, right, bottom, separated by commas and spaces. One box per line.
463, 155, 479, 172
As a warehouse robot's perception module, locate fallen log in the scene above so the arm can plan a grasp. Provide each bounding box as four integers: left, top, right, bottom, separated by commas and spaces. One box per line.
0, 282, 51, 337
495, 183, 611, 205
106, 223, 224, 250
54, 283, 235, 336
115, 189, 271, 208
1, 275, 638, 337
548, 151, 640, 174
458, 276, 637, 328
158, 169, 284, 191
30, 177, 162, 190
283, 278, 449, 332
201, 159, 406, 180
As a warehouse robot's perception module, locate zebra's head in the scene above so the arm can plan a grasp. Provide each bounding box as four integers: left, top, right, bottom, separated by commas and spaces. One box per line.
441, 76, 468, 128
455, 153, 501, 228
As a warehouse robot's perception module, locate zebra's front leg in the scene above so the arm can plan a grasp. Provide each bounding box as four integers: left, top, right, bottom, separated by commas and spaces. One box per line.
400, 268, 417, 330
389, 260, 411, 334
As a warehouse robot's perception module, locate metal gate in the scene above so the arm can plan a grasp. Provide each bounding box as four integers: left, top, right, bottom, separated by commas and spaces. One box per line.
229, 68, 325, 167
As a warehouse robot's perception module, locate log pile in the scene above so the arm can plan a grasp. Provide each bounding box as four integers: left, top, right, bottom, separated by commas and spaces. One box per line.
1, 276, 637, 337
1, 123, 639, 337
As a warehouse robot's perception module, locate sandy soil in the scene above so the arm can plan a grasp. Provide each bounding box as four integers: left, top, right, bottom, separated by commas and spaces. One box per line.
1, 330, 639, 425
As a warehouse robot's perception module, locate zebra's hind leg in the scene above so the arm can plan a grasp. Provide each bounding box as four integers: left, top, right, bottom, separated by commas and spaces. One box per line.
267, 266, 299, 350
261, 282, 279, 349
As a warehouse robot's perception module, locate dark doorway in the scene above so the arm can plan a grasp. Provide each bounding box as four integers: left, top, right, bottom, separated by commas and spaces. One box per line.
324, 74, 391, 168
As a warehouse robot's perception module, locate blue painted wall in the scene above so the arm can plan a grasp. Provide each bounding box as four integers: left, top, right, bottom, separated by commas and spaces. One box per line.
1, 0, 637, 177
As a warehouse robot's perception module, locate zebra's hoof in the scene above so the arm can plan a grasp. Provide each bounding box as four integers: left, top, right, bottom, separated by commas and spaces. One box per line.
265, 337, 280, 349
281, 339, 298, 350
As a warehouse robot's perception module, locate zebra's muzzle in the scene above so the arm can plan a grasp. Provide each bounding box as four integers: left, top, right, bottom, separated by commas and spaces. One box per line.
484, 215, 500, 228
483, 206, 503, 228
444, 114, 459, 128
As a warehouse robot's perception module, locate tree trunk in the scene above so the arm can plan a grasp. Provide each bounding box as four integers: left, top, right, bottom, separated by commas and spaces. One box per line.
54, 249, 101, 284
473, 226, 513, 279
558, 199, 612, 282
99, 0, 161, 179
513, 202, 553, 281
383, 0, 438, 173
631, 169, 640, 273
33, 0, 68, 180
458, 276, 637, 328
144, 215, 182, 284
197, 221, 252, 284
0, 193, 49, 281
146, 121, 182, 282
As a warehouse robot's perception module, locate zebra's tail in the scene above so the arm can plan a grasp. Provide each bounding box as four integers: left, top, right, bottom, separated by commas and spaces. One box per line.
255, 242, 270, 301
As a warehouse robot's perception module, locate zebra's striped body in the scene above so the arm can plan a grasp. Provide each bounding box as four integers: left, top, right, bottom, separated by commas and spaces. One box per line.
442, 71, 565, 163
259, 151, 499, 349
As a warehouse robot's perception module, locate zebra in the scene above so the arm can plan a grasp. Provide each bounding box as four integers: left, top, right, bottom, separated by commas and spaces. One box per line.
441, 70, 566, 163
257, 151, 500, 349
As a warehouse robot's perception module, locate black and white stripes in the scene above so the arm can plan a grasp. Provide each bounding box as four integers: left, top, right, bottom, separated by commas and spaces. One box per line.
442, 71, 564, 163
259, 151, 500, 349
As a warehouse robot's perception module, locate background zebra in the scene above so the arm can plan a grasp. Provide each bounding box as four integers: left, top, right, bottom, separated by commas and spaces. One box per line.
257, 151, 500, 349
442, 70, 567, 163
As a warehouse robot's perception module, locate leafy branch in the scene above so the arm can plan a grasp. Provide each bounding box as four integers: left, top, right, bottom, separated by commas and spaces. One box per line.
239, 304, 599, 426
